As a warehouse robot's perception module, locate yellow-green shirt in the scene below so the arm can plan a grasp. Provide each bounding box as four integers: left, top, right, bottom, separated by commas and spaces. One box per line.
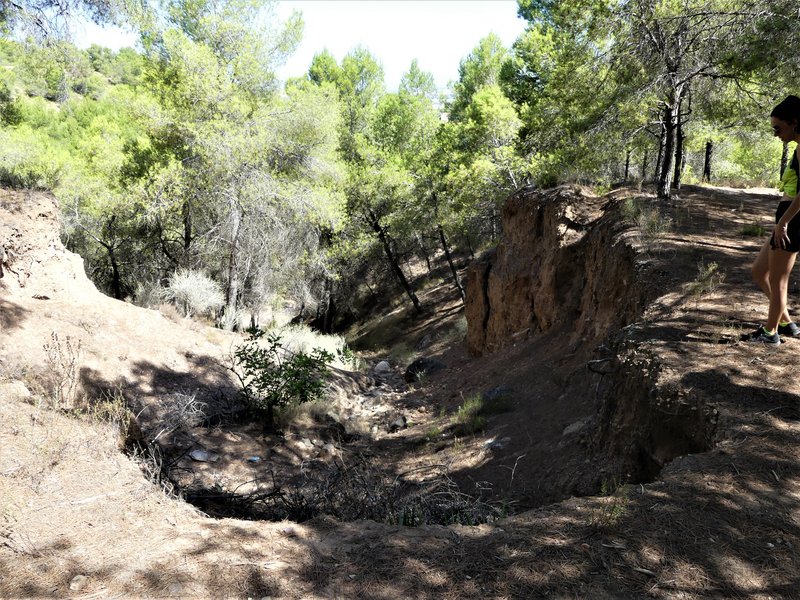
779, 145, 799, 197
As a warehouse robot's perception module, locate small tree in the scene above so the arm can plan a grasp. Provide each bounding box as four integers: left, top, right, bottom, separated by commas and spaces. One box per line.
232, 330, 333, 431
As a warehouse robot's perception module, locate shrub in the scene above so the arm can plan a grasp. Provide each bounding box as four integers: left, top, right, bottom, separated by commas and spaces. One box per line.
275, 323, 357, 370
232, 330, 333, 430
165, 269, 224, 318
741, 221, 766, 237
42, 331, 83, 408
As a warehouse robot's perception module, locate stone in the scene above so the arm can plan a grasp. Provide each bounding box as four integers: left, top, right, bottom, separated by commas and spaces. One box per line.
374, 360, 391, 373
322, 443, 337, 457
387, 415, 407, 433
189, 449, 219, 462
562, 418, 589, 437
416, 334, 434, 349
403, 357, 445, 383
69, 575, 88, 592
0, 381, 31, 402
167, 582, 183, 595
482, 385, 513, 403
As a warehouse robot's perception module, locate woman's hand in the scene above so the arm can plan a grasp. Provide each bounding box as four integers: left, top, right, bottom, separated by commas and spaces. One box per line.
775, 222, 791, 249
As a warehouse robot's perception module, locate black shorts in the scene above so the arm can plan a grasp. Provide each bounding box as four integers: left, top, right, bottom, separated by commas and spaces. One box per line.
771, 200, 800, 253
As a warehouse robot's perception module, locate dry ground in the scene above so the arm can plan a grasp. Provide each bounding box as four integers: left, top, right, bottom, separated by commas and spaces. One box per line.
2, 184, 800, 599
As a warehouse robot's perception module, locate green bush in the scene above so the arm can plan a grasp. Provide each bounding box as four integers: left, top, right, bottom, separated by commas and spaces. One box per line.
0, 126, 67, 189
232, 330, 333, 430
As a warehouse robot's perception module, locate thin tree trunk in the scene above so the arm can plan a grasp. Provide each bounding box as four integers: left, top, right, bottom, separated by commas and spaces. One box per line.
223, 200, 242, 331
654, 125, 666, 184
641, 148, 649, 182
369, 212, 422, 314
107, 245, 123, 300
624, 149, 631, 182
417, 233, 432, 273
702, 141, 713, 182
437, 223, 465, 304
102, 215, 123, 299
182, 200, 192, 251
673, 111, 685, 189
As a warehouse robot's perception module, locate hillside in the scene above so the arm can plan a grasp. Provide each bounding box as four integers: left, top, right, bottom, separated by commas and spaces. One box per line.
2, 183, 800, 599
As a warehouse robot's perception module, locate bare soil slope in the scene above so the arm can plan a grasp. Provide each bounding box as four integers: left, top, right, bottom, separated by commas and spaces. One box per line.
2, 184, 800, 599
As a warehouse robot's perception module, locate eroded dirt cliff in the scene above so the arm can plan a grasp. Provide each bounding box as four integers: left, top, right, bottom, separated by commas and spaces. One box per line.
465, 185, 643, 356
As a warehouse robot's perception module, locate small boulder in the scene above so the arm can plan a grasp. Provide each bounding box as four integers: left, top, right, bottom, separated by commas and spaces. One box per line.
189, 449, 219, 463
387, 415, 408, 433
404, 357, 445, 383
69, 575, 88, 592
374, 360, 391, 374
0, 381, 31, 402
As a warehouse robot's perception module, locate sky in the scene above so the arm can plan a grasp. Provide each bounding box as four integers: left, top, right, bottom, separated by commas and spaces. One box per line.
74, 1, 528, 92
273, 1, 527, 91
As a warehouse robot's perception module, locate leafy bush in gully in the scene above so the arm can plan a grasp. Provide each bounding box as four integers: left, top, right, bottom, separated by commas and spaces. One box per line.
232, 330, 333, 430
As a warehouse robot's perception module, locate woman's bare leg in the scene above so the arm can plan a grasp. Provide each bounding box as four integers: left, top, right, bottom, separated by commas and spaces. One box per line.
753, 238, 793, 325
767, 248, 798, 331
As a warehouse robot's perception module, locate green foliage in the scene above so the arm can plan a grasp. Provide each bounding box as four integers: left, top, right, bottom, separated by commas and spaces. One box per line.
741, 221, 766, 237
686, 260, 725, 301
233, 330, 333, 430
455, 397, 485, 432
0, 125, 68, 189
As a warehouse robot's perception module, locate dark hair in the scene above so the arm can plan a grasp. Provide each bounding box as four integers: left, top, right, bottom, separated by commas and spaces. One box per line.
771, 95, 800, 129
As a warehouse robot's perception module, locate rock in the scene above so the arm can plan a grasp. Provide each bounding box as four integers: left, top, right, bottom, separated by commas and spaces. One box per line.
403, 357, 445, 383
416, 334, 434, 349
374, 360, 391, 374
484, 436, 511, 450
562, 418, 589, 437
387, 415, 407, 433
69, 575, 88, 592
0, 381, 31, 402
189, 449, 219, 462
322, 443, 337, 457
167, 582, 183, 595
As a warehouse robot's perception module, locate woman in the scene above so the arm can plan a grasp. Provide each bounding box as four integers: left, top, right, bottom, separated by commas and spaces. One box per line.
750, 95, 800, 344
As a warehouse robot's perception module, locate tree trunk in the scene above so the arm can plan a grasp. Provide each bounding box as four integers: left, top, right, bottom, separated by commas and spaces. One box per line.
654, 125, 666, 184
781, 142, 790, 179
702, 140, 713, 182
641, 148, 649, 182
102, 216, 123, 299
223, 200, 242, 331
107, 245, 123, 300
417, 233, 432, 273
182, 200, 192, 251
369, 212, 422, 314
624, 149, 631, 182
438, 223, 465, 304
673, 108, 685, 190
657, 99, 680, 199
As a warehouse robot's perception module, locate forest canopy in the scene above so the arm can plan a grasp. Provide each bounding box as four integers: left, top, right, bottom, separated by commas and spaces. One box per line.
1, 0, 797, 330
